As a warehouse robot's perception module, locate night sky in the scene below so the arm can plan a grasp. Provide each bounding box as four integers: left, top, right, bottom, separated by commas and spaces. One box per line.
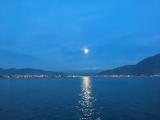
0, 0, 160, 71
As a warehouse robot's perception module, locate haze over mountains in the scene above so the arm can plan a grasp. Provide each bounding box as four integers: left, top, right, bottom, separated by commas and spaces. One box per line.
100, 53, 160, 76
0, 68, 63, 75
0, 53, 160, 76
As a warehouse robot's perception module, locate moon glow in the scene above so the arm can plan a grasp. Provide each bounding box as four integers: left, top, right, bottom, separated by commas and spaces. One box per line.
83, 48, 89, 54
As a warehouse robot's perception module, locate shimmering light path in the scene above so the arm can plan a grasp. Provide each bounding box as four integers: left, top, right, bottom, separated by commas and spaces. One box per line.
79, 76, 101, 120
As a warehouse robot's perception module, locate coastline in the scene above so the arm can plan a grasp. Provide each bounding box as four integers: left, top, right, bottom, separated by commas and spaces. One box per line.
0, 74, 160, 79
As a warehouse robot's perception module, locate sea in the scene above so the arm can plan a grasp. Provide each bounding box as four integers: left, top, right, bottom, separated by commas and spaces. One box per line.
0, 77, 160, 120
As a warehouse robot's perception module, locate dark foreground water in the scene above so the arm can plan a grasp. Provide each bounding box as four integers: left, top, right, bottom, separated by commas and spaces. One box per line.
0, 77, 160, 120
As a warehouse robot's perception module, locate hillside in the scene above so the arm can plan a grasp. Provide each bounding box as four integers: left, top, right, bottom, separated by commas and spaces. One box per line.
0, 68, 64, 75
99, 53, 160, 75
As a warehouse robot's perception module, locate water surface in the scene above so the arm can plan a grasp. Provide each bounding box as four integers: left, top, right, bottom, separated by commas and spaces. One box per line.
0, 77, 160, 120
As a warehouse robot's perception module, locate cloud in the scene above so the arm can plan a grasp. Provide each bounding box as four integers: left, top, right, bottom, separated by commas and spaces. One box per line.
128, 34, 160, 47
0, 49, 40, 68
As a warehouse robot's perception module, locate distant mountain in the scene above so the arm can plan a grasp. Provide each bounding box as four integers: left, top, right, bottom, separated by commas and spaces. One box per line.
0, 68, 64, 75
64, 69, 103, 75
99, 53, 160, 76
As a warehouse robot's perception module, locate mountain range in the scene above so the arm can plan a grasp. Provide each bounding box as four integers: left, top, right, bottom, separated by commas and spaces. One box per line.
0, 68, 63, 75
0, 53, 160, 76
99, 53, 160, 76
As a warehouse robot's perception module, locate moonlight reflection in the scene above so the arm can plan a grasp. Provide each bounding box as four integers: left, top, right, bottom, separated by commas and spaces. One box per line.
79, 76, 101, 120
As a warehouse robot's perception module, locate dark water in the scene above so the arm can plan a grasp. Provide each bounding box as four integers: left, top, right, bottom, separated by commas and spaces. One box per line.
0, 77, 160, 120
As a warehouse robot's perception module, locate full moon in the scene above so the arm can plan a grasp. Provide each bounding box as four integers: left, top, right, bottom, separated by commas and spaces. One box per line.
83, 48, 89, 54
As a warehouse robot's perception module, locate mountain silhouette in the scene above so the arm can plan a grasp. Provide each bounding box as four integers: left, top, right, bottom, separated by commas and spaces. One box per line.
99, 53, 160, 75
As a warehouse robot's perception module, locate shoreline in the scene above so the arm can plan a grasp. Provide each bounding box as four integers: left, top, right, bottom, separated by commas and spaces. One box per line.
0, 74, 160, 79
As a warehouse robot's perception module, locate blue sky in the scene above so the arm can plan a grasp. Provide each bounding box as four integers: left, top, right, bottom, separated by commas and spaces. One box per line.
0, 0, 160, 71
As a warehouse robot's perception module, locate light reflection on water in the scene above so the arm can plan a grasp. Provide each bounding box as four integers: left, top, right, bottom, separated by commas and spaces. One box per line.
79, 76, 101, 120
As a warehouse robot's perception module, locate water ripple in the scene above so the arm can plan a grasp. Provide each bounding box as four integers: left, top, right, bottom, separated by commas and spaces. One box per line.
78, 76, 101, 120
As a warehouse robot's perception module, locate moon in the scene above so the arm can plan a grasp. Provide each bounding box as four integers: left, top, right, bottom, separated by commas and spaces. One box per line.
83, 48, 89, 54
